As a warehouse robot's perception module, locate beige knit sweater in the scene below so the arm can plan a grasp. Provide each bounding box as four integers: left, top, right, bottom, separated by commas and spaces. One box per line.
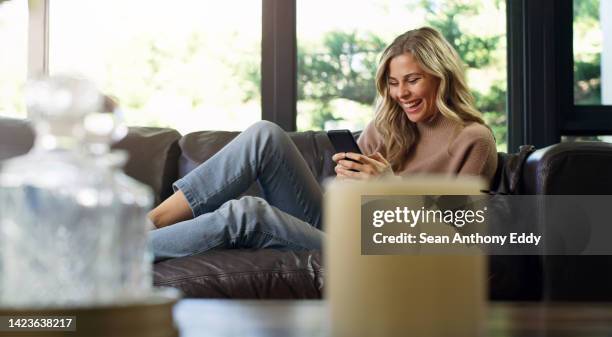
357, 113, 498, 182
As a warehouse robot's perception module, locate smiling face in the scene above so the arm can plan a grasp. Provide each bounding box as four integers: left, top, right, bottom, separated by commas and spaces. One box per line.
387, 52, 440, 123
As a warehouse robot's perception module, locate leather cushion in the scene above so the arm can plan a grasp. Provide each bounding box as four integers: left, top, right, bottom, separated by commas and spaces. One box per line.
153, 249, 323, 299
0, 117, 35, 161
177, 130, 338, 196
0, 120, 182, 206
113, 127, 182, 206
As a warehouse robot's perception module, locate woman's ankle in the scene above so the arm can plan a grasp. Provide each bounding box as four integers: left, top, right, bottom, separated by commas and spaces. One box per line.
148, 208, 165, 229
148, 190, 194, 229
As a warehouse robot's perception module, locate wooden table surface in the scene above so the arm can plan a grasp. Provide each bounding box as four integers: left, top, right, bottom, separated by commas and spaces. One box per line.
173, 300, 612, 337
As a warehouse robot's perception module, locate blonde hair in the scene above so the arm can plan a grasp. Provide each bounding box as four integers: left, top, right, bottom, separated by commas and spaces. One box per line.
374, 27, 485, 171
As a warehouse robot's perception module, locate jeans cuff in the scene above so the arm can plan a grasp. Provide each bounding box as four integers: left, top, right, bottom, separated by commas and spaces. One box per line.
172, 178, 203, 217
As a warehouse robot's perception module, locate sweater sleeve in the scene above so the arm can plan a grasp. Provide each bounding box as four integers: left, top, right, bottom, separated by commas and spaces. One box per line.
357, 121, 384, 155
451, 126, 498, 183
458, 138, 497, 177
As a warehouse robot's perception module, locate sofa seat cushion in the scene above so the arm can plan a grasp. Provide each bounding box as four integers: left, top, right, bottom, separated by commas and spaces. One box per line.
153, 249, 323, 299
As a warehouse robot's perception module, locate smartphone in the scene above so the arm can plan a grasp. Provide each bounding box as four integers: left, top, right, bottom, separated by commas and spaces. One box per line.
327, 129, 362, 172
327, 129, 362, 155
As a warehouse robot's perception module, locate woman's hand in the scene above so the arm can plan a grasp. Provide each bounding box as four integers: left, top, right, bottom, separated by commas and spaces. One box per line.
332, 152, 393, 180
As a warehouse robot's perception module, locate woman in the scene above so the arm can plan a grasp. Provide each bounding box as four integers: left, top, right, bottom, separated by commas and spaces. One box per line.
337, 27, 496, 179
149, 27, 497, 261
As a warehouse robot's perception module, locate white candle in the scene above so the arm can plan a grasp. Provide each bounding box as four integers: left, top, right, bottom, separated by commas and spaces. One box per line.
325, 176, 486, 337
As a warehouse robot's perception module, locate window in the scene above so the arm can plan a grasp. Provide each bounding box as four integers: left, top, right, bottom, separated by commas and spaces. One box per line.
562, 135, 612, 143
297, 0, 508, 151
0, 0, 28, 118
10, 0, 512, 146
48, 0, 261, 133
550, 0, 612, 139
573, 0, 608, 105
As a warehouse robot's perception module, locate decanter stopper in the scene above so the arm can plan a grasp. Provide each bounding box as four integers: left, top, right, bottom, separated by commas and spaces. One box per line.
25, 75, 103, 151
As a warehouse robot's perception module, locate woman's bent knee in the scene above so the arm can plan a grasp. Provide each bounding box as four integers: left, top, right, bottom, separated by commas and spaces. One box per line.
249, 120, 285, 138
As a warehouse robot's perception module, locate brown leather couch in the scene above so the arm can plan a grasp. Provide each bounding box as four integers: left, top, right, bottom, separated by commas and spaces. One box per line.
152, 129, 332, 299
3, 117, 612, 301
0, 118, 328, 299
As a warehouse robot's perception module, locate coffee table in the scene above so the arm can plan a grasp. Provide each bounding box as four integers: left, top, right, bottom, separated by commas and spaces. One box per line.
173, 299, 612, 337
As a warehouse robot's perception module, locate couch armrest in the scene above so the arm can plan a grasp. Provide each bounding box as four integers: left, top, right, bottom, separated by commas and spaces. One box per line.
522, 141, 612, 195
521, 141, 612, 301
0, 117, 35, 161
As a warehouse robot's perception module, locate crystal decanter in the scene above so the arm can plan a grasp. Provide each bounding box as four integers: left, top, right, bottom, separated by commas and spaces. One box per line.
0, 76, 153, 307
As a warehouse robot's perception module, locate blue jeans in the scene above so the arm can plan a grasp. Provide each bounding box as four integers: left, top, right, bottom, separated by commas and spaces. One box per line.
150, 121, 325, 262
